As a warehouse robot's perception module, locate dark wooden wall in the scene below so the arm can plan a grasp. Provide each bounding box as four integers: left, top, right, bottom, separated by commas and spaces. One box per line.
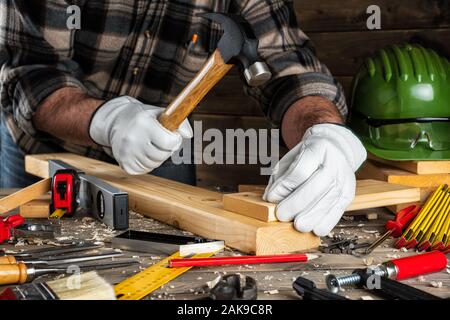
193, 0, 450, 190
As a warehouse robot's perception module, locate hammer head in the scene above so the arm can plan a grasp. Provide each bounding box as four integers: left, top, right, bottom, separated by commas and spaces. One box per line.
201, 13, 272, 87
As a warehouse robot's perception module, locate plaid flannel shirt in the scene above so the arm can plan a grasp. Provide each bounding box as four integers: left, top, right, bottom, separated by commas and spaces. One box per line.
0, 0, 347, 157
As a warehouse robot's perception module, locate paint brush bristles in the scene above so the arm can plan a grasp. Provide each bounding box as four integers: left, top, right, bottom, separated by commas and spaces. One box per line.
46, 271, 116, 300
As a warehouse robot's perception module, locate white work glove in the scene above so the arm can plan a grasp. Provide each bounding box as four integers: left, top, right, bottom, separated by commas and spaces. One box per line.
263, 124, 367, 237
89, 96, 193, 175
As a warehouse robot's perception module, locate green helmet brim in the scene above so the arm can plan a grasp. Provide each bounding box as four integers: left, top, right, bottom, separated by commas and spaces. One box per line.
360, 137, 450, 161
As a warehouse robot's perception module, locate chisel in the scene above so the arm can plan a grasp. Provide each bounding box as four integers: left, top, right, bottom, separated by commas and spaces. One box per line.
1, 242, 102, 259
0, 257, 138, 285
0, 250, 122, 265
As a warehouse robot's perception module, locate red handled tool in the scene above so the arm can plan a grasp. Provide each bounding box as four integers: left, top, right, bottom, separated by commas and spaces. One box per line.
327, 251, 448, 293
0, 215, 25, 243
364, 205, 420, 255
50, 169, 80, 216
169, 253, 319, 268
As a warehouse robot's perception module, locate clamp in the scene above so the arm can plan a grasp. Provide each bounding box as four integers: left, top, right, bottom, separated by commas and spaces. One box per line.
209, 274, 257, 300
0, 215, 25, 243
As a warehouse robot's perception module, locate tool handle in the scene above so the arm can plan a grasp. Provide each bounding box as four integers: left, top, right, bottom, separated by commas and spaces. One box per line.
0, 255, 17, 264
0, 263, 28, 285
390, 251, 448, 280
158, 50, 232, 131
169, 253, 310, 268
386, 205, 420, 237
5, 215, 25, 228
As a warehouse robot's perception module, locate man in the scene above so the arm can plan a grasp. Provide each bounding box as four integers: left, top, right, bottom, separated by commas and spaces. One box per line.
0, 1, 366, 236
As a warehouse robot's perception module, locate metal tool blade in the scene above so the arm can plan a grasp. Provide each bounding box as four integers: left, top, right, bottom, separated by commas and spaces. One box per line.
15, 243, 102, 258
29, 251, 123, 266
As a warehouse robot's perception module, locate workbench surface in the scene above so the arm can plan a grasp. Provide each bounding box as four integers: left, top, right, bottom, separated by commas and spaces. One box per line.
1, 190, 449, 300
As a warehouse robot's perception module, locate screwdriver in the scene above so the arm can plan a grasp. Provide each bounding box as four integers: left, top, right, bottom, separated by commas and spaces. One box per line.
0, 250, 122, 265
0, 259, 139, 285
364, 205, 420, 255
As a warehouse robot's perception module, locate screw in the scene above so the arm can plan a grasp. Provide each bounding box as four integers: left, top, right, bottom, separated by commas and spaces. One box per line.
326, 268, 388, 293
326, 274, 361, 293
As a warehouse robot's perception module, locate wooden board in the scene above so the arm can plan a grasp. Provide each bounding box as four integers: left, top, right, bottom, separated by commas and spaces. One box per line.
0, 178, 51, 216
19, 195, 51, 218
24, 153, 320, 255
223, 192, 277, 222
223, 180, 420, 222
368, 154, 450, 175
294, 0, 450, 32
357, 161, 450, 188
238, 185, 266, 193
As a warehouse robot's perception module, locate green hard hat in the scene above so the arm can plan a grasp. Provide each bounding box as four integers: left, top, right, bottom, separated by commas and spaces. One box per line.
349, 43, 450, 160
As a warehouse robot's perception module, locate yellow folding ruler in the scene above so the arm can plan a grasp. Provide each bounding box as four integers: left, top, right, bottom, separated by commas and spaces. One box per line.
114, 251, 215, 300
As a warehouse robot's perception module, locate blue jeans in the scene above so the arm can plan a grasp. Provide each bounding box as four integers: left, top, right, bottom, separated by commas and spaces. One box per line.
0, 118, 195, 188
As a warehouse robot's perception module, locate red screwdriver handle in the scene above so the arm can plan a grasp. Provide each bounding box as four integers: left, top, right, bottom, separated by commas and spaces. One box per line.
391, 251, 448, 281
385, 205, 420, 237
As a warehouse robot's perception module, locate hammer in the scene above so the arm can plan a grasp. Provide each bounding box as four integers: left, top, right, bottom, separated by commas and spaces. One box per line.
158, 13, 272, 131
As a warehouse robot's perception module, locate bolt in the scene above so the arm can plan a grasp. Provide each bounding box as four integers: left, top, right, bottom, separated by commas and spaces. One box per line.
326, 268, 388, 293
326, 274, 361, 293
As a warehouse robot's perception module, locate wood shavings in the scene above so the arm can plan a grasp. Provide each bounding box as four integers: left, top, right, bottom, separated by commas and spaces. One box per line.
400, 247, 408, 252
418, 276, 426, 283
206, 276, 222, 289
363, 257, 374, 266
14, 239, 26, 246
386, 253, 400, 259
264, 290, 279, 295
363, 230, 378, 234
264, 275, 274, 281
323, 271, 331, 276
430, 281, 443, 288
55, 236, 74, 241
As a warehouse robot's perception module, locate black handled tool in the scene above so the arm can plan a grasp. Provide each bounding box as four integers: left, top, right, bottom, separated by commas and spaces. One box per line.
293, 277, 349, 300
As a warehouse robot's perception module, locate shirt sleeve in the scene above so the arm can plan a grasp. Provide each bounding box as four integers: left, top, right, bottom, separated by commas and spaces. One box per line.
0, 0, 87, 137
231, 0, 348, 126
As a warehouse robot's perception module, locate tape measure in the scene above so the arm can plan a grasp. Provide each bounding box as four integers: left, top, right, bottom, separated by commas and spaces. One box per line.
114, 251, 215, 300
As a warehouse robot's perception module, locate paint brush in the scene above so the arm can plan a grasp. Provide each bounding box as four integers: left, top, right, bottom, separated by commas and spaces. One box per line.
0, 271, 115, 300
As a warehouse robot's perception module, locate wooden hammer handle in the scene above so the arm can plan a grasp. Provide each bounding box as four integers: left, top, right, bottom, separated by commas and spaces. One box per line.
0, 255, 17, 265
0, 263, 28, 285
158, 50, 232, 131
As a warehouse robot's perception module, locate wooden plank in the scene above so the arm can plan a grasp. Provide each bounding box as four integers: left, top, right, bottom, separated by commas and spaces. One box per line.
368, 154, 450, 174
223, 180, 420, 222
294, 0, 450, 32
238, 185, 266, 193
0, 179, 51, 216
19, 195, 51, 218
24, 153, 320, 255
357, 160, 450, 188
223, 192, 277, 222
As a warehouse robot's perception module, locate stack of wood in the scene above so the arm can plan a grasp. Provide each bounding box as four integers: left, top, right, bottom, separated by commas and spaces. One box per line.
356, 154, 450, 212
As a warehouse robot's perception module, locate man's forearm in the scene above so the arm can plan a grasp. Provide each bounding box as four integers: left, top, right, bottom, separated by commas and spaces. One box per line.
281, 96, 344, 149
33, 87, 104, 146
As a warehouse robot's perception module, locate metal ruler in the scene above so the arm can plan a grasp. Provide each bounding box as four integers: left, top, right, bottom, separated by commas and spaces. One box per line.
114, 251, 215, 300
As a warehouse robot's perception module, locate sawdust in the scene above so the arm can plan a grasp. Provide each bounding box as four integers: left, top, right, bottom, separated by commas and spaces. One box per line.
430, 281, 443, 288
363, 257, 374, 266
264, 290, 279, 295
